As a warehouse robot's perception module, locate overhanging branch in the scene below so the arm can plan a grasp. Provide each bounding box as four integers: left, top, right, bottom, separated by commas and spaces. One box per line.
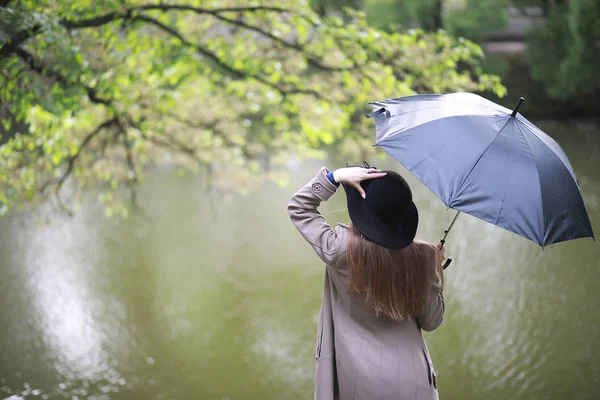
116, 119, 138, 185
205, 13, 347, 72
14, 48, 111, 105
163, 111, 250, 158
40, 118, 118, 198
1, 4, 296, 59
62, 5, 293, 30
133, 15, 322, 98
2, 4, 323, 98
0, 25, 41, 58
132, 15, 243, 80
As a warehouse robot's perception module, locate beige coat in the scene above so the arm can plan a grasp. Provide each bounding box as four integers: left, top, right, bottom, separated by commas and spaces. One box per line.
288, 167, 445, 400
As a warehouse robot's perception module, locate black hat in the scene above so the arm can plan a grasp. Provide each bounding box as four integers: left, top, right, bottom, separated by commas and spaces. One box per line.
342, 170, 418, 249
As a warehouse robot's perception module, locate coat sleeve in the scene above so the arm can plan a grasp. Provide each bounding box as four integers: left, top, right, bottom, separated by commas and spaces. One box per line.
288, 167, 344, 265
416, 245, 445, 332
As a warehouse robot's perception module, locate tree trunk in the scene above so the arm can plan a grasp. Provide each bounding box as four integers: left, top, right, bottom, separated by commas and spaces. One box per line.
432, 0, 443, 31
423, 0, 443, 31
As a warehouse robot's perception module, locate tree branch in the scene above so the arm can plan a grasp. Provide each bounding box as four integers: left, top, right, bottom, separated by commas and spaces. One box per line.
14, 48, 111, 105
40, 118, 118, 197
141, 131, 207, 166
133, 15, 321, 98
0, 25, 41, 58
62, 5, 293, 30
0, 5, 296, 59
196, 12, 347, 72
2, 6, 321, 97
163, 111, 250, 158
132, 15, 242, 79
117, 119, 139, 205
112, 118, 137, 183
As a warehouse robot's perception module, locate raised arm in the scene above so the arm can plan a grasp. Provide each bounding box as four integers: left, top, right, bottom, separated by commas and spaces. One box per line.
287, 167, 342, 265
288, 166, 388, 265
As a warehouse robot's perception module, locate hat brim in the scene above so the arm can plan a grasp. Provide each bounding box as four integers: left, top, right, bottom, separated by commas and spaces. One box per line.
343, 182, 418, 249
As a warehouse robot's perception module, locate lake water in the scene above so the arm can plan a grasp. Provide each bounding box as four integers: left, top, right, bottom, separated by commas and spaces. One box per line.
1, 120, 599, 400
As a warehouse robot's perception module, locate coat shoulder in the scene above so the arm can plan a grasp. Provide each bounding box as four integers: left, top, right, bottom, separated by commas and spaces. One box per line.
413, 239, 437, 252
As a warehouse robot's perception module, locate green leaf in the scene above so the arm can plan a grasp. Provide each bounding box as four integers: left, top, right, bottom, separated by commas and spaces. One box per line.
51, 152, 62, 166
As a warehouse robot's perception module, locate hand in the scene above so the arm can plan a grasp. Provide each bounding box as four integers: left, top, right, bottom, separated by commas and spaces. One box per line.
333, 167, 387, 199
436, 242, 446, 262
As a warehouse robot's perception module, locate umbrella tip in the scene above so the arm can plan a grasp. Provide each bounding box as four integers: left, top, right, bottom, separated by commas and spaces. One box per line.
510, 97, 525, 117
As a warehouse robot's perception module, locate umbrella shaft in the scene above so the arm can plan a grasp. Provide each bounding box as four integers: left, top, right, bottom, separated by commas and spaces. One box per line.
440, 210, 461, 245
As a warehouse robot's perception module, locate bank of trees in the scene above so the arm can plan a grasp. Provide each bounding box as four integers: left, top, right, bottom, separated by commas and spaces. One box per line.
525, 0, 600, 100
316, 0, 600, 102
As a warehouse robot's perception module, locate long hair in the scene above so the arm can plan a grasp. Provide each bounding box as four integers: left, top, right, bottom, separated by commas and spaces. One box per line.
346, 224, 443, 321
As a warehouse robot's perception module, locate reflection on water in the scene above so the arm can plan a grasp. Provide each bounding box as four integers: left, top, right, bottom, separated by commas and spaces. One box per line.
1, 120, 599, 400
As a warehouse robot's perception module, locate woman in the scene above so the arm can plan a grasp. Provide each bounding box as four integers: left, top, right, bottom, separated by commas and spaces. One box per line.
288, 165, 445, 400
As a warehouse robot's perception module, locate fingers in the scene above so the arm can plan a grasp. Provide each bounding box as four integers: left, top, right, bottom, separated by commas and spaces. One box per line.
435, 242, 445, 260
341, 168, 385, 199
352, 182, 366, 199
363, 172, 387, 180
353, 169, 385, 198
362, 168, 386, 182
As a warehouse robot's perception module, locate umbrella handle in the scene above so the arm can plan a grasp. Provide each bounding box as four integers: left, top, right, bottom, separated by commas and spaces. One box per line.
439, 211, 461, 270
439, 240, 452, 269
442, 258, 452, 270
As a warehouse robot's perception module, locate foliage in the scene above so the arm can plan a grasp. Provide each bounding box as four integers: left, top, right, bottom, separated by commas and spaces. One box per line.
314, 0, 442, 32
312, 0, 600, 105
445, 0, 508, 40
0, 0, 504, 216
526, 0, 600, 100
311, 0, 362, 16
362, 0, 440, 31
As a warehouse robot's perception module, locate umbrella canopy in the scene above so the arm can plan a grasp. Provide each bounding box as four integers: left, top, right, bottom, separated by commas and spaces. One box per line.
367, 92, 594, 247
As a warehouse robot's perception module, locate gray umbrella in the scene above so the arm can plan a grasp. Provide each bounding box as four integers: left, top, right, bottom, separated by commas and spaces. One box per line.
366, 92, 594, 257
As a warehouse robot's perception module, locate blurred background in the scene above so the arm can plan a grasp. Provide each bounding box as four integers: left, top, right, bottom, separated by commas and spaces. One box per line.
0, 1, 598, 399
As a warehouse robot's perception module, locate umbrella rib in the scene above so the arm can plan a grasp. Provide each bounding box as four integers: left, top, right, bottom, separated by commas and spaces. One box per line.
494, 122, 516, 225
517, 121, 595, 243
453, 118, 512, 200
515, 121, 546, 246
515, 118, 577, 182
